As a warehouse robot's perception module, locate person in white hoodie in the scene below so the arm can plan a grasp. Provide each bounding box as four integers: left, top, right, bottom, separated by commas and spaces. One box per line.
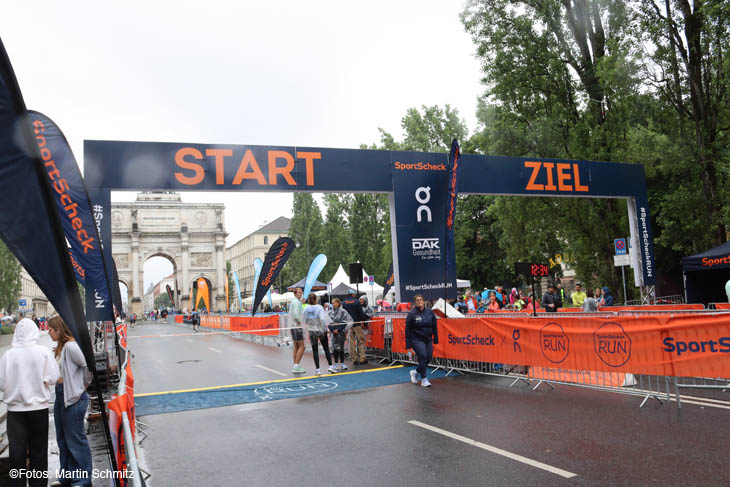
0, 317, 60, 487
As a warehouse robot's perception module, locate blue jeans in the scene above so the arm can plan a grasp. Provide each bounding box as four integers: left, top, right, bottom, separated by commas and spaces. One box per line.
54, 384, 92, 487
411, 339, 433, 380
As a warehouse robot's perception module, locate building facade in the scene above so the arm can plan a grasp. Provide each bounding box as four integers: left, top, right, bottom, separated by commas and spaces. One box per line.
227, 217, 290, 300
19, 267, 55, 318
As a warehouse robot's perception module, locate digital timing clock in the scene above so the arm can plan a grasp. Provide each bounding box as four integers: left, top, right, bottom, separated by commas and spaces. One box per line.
514, 262, 549, 277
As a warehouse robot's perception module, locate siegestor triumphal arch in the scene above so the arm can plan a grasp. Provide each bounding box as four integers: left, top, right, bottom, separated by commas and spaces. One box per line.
110, 192, 227, 315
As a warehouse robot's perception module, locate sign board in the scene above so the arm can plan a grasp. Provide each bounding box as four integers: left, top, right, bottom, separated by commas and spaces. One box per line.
84, 140, 657, 306
614, 238, 627, 255
614, 254, 631, 267
18, 299, 27, 307
368, 275, 374, 286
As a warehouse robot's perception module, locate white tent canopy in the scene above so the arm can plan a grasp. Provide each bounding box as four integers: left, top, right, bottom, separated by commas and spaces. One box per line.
328, 264, 385, 305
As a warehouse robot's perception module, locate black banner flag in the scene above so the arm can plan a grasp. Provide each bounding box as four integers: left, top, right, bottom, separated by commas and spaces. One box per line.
0, 39, 94, 368
166, 284, 175, 307
252, 237, 295, 315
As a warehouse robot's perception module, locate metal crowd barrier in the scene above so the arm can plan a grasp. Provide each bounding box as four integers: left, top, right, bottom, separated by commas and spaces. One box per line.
368, 311, 730, 409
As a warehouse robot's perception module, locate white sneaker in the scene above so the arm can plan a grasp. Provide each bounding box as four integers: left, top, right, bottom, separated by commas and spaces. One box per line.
315, 369, 321, 376
410, 369, 419, 384
421, 377, 432, 387
328, 365, 338, 374
293, 364, 306, 374
341, 364, 348, 370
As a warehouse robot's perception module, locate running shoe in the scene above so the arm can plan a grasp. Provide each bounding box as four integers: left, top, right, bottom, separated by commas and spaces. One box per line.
315, 369, 322, 376
328, 365, 338, 374
421, 377, 431, 387
410, 369, 419, 384
341, 364, 348, 370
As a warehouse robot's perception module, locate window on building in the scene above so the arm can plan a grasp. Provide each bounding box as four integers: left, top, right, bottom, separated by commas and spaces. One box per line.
264, 236, 268, 245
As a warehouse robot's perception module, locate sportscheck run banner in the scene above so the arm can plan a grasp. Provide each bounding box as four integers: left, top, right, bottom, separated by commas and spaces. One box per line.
29, 110, 114, 322
252, 237, 295, 316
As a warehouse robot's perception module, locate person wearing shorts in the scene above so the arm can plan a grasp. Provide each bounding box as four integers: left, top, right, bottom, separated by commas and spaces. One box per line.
288, 288, 306, 374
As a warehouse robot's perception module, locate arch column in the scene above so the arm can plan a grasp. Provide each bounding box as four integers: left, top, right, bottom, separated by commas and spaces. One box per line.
181, 227, 190, 310
131, 232, 142, 316
215, 234, 226, 312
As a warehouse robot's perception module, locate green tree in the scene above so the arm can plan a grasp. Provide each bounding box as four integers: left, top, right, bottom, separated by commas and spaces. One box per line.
321, 194, 352, 281
0, 241, 21, 313
462, 0, 647, 300
283, 193, 323, 289
636, 0, 730, 250
154, 293, 171, 309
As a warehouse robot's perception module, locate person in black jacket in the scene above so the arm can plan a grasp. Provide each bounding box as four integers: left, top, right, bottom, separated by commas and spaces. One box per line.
405, 294, 438, 387
542, 284, 558, 312
341, 291, 369, 364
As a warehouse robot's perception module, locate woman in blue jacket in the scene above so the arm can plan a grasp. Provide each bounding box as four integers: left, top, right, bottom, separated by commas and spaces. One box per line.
405, 294, 438, 387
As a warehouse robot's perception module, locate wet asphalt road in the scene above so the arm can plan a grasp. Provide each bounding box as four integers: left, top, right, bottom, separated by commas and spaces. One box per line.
130, 322, 730, 486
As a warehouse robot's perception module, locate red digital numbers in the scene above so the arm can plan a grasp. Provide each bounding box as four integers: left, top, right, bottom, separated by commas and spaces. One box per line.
530, 264, 548, 277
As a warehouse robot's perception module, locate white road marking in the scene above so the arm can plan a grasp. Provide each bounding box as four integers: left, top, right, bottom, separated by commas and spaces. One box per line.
408, 420, 577, 479
185, 339, 193, 343
671, 398, 730, 410
208, 347, 223, 353
255, 364, 287, 377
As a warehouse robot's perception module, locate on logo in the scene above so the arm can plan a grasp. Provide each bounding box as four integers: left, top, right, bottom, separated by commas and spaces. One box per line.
593, 322, 631, 367
412, 238, 439, 250
540, 322, 569, 363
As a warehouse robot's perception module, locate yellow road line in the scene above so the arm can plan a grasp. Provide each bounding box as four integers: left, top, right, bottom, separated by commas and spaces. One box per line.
135, 365, 404, 397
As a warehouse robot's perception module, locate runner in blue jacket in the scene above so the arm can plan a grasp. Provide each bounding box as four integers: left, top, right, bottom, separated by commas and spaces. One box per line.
405, 294, 438, 387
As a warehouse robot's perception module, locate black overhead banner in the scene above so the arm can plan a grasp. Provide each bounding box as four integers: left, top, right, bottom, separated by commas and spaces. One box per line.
0, 39, 94, 369
252, 237, 295, 316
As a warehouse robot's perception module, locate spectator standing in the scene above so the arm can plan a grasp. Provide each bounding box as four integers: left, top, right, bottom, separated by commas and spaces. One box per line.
302, 294, 333, 376
464, 289, 478, 313
601, 287, 615, 306
0, 318, 59, 487
405, 294, 438, 387
328, 298, 352, 372
594, 287, 603, 306
342, 290, 369, 364
542, 284, 558, 312
571, 283, 587, 307
48, 316, 93, 487
486, 292, 500, 312
583, 290, 599, 312
288, 288, 306, 374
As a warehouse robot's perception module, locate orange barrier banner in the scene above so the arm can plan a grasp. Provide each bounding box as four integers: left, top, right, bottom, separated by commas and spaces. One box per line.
175, 315, 183, 323
712, 303, 730, 310
230, 315, 280, 335
116, 323, 127, 349
107, 394, 133, 487
532, 367, 632, 388
200, 315, 279, 334
366, 318, 385, 350
392, 314, 730, 378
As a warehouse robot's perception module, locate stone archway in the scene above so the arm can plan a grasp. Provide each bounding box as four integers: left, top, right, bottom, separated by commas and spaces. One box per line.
111, 192, 227, 316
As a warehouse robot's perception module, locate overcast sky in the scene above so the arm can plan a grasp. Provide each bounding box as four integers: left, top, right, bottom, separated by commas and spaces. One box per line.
2, 1, 484, 291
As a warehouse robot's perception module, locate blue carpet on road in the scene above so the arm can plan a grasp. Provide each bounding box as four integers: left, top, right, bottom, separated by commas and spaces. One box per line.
135, 366, 449, 416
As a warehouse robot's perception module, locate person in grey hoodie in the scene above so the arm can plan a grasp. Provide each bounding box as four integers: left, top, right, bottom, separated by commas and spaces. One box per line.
0, 317, 60, 487
328, 298, 353, 372
48, 315, 93, 487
